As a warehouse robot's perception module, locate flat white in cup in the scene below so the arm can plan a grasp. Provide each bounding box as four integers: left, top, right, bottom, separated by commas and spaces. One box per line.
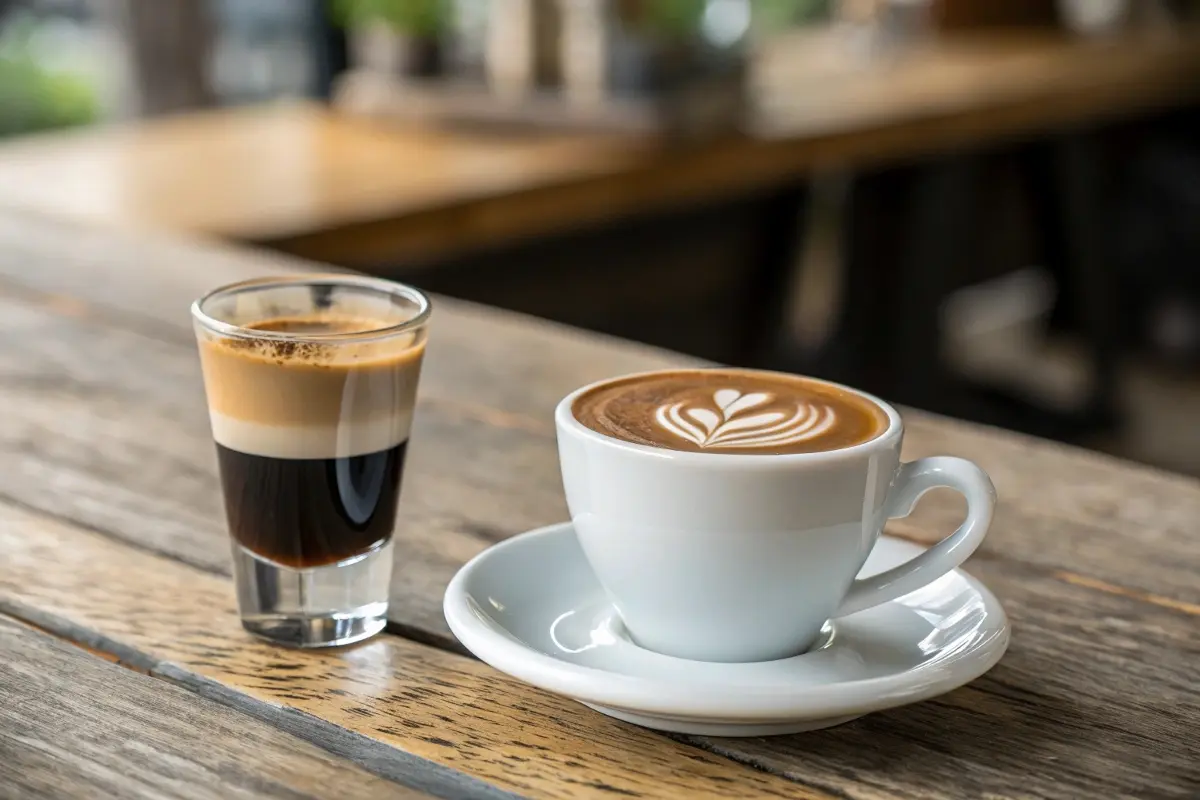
557, 368, 996, 663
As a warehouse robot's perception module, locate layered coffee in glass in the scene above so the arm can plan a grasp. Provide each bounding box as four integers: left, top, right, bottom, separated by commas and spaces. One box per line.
192, 275, 429, 647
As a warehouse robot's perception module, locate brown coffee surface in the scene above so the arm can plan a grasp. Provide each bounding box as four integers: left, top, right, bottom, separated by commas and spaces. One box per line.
244, 317, 388, 336
572, 370, 888, 455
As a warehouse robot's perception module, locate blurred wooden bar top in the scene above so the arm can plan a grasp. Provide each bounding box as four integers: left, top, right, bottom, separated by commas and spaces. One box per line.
0, 26, 1197, 266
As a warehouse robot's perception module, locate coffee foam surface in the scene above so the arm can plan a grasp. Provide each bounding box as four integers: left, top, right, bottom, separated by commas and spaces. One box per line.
197, 323, 424, 460
572, 370, 888, 455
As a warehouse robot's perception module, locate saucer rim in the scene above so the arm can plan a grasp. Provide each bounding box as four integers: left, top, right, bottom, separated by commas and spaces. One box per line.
444, 522, 1010, 722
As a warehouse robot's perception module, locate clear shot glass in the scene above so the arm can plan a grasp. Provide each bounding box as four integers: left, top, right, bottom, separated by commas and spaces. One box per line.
192, 275, 430, 647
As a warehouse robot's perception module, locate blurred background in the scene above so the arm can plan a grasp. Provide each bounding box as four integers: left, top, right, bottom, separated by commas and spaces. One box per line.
0, 0, 1198, 474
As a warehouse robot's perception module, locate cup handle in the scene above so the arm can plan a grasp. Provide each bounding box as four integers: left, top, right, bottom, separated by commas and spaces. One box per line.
835, 457, 996, 617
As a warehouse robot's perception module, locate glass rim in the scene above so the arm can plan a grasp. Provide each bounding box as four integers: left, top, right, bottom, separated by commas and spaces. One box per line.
190, 274, 431, 344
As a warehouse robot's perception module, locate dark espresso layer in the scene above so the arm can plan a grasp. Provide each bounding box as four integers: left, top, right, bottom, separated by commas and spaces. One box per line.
573, 370, 888, 455
217, 442, 406, 569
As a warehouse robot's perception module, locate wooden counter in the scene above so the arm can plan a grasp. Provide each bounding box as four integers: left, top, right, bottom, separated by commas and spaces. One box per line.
0, 28, 1195, 267
0, 210, 1197, 797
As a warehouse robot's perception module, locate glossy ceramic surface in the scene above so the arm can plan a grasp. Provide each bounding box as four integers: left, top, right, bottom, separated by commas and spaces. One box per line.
444, 522, 1010, 736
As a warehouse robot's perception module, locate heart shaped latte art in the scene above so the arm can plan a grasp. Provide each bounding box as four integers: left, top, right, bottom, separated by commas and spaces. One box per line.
653, 388, 836, 449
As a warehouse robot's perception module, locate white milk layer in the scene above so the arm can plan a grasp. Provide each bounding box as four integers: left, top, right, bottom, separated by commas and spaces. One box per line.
209, 409, 414, 460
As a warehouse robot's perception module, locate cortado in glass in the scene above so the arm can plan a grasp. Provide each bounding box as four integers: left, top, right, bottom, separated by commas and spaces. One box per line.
192, 275, 429, 647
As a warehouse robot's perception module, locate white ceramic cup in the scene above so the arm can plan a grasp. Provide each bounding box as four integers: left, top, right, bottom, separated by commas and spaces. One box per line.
555, 370, 996, 663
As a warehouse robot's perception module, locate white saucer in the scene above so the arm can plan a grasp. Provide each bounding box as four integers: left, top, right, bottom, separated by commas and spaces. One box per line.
444, 522, 1009, 736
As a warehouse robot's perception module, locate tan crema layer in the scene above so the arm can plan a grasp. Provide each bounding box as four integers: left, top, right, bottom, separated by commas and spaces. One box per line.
572, 369, 888, 455
197, 323, 425, 460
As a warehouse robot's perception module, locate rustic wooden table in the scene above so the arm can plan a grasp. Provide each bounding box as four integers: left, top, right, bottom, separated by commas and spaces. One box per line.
0, 211, 1197, 799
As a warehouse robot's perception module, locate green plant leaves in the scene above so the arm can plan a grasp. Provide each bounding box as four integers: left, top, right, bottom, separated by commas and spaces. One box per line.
330, 0, 450, 36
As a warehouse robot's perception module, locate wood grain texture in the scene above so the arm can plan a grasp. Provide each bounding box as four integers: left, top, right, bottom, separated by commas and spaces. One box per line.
0, 30, 1197, 266
3, 481, 1196, 800
0, 210, 1197, 797
0, 501, 823, 800
692, 553, 1200, 800
0, 212, 1195, 618
0, 615, 427, 800
0, 103, 637, 249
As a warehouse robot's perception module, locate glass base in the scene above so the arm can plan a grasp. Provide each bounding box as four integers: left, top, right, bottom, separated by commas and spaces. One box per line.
232, 540, 393, 648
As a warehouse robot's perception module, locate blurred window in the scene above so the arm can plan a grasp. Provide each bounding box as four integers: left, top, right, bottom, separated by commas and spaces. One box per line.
210, 0, 320, 104
0, 0, 104, 135
0, 0, 324, 137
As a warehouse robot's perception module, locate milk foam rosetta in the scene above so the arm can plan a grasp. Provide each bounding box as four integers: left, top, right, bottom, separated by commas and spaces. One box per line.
655, 388, 837, 450
196, 317, 426, 460
572, 370, 888, 455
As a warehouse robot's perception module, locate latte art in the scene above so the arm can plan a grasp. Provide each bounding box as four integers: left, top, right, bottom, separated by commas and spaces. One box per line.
572, 369, 889, 456
656, 389, 836, 450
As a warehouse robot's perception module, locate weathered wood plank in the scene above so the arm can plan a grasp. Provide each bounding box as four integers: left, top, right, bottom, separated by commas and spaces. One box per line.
0, 209, 1198, 797
4, 208, 1196, 534
0, 210, 1196, 640
0, 615, 429, 800
901, 413, 1200, 565
2, 271, 1197, 655
689, 552, 1200, 800
0, 500, 824, 800
0, 213, 1196, 605
4, 485, 1197, 800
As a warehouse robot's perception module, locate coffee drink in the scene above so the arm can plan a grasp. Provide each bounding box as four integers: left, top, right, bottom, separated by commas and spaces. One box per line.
571, 369, 887, 455
558, 368, 995, 663
197, 314, 425, 569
